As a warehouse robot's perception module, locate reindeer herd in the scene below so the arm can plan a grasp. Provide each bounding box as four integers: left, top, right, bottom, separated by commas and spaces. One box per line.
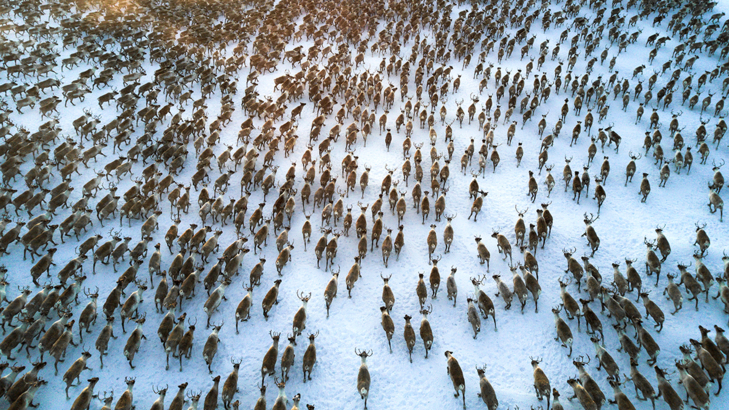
0, 0, 729, 408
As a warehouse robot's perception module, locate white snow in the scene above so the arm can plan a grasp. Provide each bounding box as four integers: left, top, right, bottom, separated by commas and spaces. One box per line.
1, 0, 729, 409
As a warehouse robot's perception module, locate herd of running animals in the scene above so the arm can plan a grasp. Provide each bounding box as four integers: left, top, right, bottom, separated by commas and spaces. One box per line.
0, 0, 728, 408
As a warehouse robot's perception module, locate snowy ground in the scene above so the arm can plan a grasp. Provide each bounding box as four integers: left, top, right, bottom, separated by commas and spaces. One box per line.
1, 0, 729, 409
